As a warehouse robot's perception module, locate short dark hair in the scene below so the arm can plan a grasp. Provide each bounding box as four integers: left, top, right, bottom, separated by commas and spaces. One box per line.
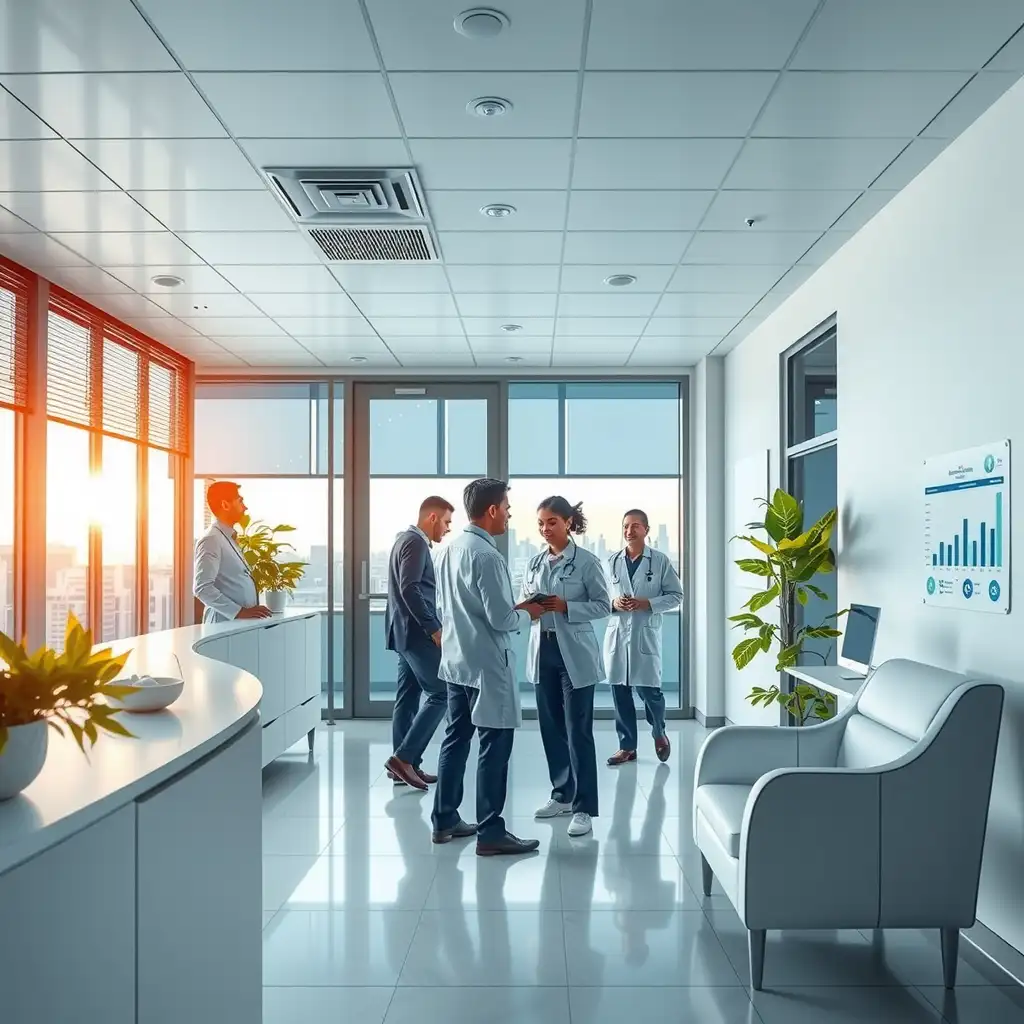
464, 478, 508, 520
623, 508, 649, 529
420, 495, 455, 516
207, 480, 240, 513
538, 496, 588, 535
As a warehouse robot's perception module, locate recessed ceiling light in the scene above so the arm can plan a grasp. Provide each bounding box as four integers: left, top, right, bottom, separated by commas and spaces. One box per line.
468, 96, 512, 118
349, 355, 368, 364
604, 274, 637, 287
150, 274, 183, 288
480, 203, 516, 219
500, 323, 523, 333
454, 8, 509, 38
505, 355, 523, 363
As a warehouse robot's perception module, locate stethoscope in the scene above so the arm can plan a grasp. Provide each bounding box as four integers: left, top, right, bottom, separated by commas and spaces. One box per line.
526, 538, 580, 590
610, 548, 654, 586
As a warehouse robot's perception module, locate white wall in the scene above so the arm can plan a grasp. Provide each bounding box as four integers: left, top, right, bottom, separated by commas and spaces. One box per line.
722, 76, 1024, 953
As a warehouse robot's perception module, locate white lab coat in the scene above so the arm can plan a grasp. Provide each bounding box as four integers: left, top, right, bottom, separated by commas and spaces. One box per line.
193, 521, 259, 623
434, 524, 531, 730
519, 540, 612, 689
603, 546, 683, 690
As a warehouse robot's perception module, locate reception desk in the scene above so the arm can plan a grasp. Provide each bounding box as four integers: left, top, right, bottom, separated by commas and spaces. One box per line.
0, 613, 308, 1024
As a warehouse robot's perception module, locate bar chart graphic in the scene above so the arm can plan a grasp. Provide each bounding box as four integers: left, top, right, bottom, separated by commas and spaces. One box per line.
924, 440, 1010, 613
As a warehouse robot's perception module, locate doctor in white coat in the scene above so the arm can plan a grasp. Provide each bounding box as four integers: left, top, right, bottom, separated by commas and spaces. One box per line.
431, 478, 545, 857
604, 508, 683, 766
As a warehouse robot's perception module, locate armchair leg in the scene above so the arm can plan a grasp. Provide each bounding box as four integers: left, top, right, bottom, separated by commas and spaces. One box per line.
700, 853, 713, 897
748, 929, 766, 991
940, 927, 959, 989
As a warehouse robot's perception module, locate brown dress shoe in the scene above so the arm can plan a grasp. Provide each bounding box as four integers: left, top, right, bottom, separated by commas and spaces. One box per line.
385, 755, 428, 790
416, 768, 438, 784
655, 737, 671, 763
387, 769, 407, 785
607, 749, 638, 767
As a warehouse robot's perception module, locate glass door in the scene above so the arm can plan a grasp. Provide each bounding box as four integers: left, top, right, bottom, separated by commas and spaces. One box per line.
350, 382, 500, 717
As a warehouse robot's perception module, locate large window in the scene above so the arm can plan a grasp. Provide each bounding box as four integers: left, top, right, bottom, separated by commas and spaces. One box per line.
0, 408, 15, 638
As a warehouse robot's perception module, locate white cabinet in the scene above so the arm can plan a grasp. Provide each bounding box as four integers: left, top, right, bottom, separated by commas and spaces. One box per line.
257, 622, 286, 724
198, 635, 230, 664
305, 614, 322, 701
284, 616, 307, 713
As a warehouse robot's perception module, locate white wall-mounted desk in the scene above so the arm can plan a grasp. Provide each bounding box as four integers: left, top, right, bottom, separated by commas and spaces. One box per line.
785, 664, 868, 704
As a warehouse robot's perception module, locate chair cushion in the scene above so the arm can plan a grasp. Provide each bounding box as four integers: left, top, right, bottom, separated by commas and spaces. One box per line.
695, 784, 751, 859
857, 659, 968, 742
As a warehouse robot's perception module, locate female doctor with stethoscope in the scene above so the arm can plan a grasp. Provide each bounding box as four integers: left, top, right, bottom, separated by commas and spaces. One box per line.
520, 496, 611, 838
604, 508, 683, 766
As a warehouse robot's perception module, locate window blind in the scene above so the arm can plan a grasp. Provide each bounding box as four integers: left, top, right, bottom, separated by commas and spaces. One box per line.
0, 260, 30, 412
46, 304, 92, 428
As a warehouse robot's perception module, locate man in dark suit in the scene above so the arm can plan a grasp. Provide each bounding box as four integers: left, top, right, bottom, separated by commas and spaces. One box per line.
384, 495, 455, 790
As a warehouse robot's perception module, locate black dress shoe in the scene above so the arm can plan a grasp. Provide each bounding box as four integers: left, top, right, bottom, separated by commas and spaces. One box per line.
432, 818, 478, 844
476, 831, 541, 857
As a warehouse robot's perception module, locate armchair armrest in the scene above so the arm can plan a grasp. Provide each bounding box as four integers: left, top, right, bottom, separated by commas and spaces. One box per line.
694, 725, 798, 788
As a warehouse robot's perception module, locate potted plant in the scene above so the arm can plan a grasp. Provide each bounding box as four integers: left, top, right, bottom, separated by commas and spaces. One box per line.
236, 514, 307, 615
0, 613, 138, 799
729, 488, 847, 725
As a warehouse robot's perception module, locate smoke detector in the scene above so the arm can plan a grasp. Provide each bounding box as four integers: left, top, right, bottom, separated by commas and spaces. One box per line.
480, 203, 516, 219
500, 323, 523, 333
349, 355, 368, 364
468, 96, 512, 118
455, 8, 509, 38
604, 274, 637, 287
505, 355, 523, 363
151, 274, 183, 288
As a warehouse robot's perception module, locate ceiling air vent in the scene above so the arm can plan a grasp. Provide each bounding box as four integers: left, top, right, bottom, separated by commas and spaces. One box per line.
308, 226, 436, 263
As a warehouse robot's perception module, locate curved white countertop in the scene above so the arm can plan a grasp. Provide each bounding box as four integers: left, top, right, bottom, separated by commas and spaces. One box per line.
0, 610, 315, 876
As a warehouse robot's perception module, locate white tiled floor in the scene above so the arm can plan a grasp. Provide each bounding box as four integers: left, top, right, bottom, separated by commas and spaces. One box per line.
261, 719, 1024, 1023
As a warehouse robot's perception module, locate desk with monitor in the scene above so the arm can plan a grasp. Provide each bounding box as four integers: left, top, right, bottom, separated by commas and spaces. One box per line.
785, 603, 881, 703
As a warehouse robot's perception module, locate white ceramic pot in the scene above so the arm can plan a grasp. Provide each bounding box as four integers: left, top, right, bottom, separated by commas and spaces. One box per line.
0, 720, 49, 800
264, 589, 289, 615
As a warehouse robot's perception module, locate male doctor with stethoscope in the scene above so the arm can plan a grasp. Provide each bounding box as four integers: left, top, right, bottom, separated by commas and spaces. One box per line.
604, 508, 683, 766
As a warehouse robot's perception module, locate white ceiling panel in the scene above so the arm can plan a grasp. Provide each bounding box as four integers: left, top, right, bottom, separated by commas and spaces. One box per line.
239, 349, 327, 367
987, 27, 1024, 70
1, 88, 57, 139
438, 231, 563, 264
410, 139, 572, 190
562, 232, 691, 264
627, 337, 721, 365
572, 138, 743, 190
469, 335, 552, 355
556, 293, 660, 317
796, 231, 855, 266
645, 317, 741, 337
755, 71, 970, 138
0, 190, 166, 233
477, 353, 551, 367
445, 265, 560, 292
555, 318, 647, 337
348, 293, 459, 318
244, 292, 361, 318
654, 293, 760, 318
768, 265, 816, 298
271, 317, 373, 337
0, 208, 33, 232
390, 72, 578, 137
296, 334, 397, 354
831, 191, 898, 233
579, 72, 776, 137
138, 0, 379, 72
1, 73, 226, 139
217, 264, 341, 293
108, 264, 237, 293
587, 0, 818, 70
183, 316, 288, 336
79, 292, 170, 319
726, 137, 907, 189
193, 352, 247, 367
216, 334, 313, 352
45, 265, 133, 294
793, 0, 1024, 71
329, 264, 451, 293
567, 191, 714, 232
128, 190, 294, 232
119, 316, 204, 340
149, 292, 262, 317
870, 139, 950, 190
386, 337, 473, 357
372, 317, 465, 338
236, 137, 411, 170
553, 335, 646, 353
559, 265, 674, 292
427, 190, 567, 231
702, 190, 863, 232
683, 230, 821, 264
365, 0, 588, 71
0, 140, 119, 191
194, 73, 401, 138
454, 294, 558, 318
0, 0, 177, 73
668, 264, 792, 293
552, 351, 622, 367
49, 230, 203, 266
175, 231, 318, 265
923, 72, 1022, 137
461, 317, 554, 336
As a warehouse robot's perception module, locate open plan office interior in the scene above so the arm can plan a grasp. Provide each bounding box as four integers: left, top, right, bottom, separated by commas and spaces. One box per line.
1, 2, 1024, 1022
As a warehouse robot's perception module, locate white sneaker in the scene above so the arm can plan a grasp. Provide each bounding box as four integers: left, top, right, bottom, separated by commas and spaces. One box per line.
535, 799, 572, 819
567, 813, 592, 837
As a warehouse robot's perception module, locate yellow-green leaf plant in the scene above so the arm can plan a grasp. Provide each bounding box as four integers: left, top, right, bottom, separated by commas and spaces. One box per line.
730, 488, 847, 725
236, 514, 308, 596
0, 612, 139, 756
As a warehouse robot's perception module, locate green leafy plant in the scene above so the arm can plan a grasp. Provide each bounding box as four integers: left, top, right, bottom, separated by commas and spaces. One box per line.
730, 488, 847, 724
236, 514, 307, 595
0, 613, 138, 755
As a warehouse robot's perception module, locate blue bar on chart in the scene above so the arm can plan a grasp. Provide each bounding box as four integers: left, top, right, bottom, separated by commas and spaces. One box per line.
996, 492, 1003, 567
933, 553, 938, 566
963, 519, 969, 566
954, 536, 960, 566
939, 541, 945, 566
981, 522, 987, 567
991, 528, 997, 567
972, 540, 978, 566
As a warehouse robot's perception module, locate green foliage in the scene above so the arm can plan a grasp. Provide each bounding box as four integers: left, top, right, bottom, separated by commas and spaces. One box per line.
236, 514, 308, 595
730, 488, 847, 724
0, 613, 138, 756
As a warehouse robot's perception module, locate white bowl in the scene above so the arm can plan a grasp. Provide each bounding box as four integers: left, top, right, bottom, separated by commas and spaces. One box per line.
111, 676, 184, 713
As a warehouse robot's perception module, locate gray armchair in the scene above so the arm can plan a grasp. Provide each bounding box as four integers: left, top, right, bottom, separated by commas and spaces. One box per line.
693, 658, 1004, 990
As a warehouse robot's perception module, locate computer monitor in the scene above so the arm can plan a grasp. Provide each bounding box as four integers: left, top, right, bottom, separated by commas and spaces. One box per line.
839, 603, 881, 676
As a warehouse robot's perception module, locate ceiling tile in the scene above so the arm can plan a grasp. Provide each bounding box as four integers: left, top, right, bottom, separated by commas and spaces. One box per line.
461, 317, 554, 336
563, 232, 691, 264
478, 353, 551, 367
557, 293, 659, 317
245, 292, 363, 318
454, 294, 558, 318
182, 316, 288, 336
553, 335, 645, 353
427, 190, 567, 231
217, 264, 341, 293
372, 317, 465, 338
329, 264, 451, 293
702, 189, 863, 232
293, 334, 395, 354
385, 336, 472, 356
1, 72, 226, 139
922, 71, 1022, 137
0, 190, 166, 233
410, 139, 572, 190
438, 231, 563, 264
654, 293, 761, 318
390, 72, 578, 137
127, 190, 294, 232
792, 0, 1024, 71
49, 230, 203, 266
987, 26, 1024, 70
216, 334, 311, 351
768, 265, 816, 298
726, 137, 906, 189
79, 292, 171, 319
0, 0, 177, 72
271, 317, 373, 337
445, 265, 560, 292
552, 352, 628, 367
0, 88, 57, 139
645, 316, 741, 336
45, 265, 134, 294
0, 139, 120, 191
149, 292, 261, 317
237, 137, 411, 170
348, 293, 459, 318
108, 264, 237, 293
668, 264, 792, 292
239, 349, 327, 367
628, 337, 720, 365
754, 71, 970, 137
194, 72, 400, 137
579, 72, 776, 137
567, 191, 714, 231
572, 138, 743, 190
469, 335, 552, 355
559, 265, 674, 292
0, 233, 89, 269
175, 231, 318, 265
796, 231, 855, 267
118, 317, 204, 340
138, 0, 379, 71
365, 0, 588, 71
555, 318, 647, 337
192, 352, 247, 367
683, 229, 821, 264
0, 207, 33, 232
73, 138, 263, 191
869, 139, 949, 190
831, 190, 898, 232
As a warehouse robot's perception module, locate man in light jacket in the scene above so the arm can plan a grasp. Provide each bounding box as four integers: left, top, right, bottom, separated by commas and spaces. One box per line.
430, 478, 545, 856
193, 481, 271, 624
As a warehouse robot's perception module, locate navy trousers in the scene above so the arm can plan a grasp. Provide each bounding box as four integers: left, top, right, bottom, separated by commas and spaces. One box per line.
391, 636, 447, 768
611, 683, 667, 751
